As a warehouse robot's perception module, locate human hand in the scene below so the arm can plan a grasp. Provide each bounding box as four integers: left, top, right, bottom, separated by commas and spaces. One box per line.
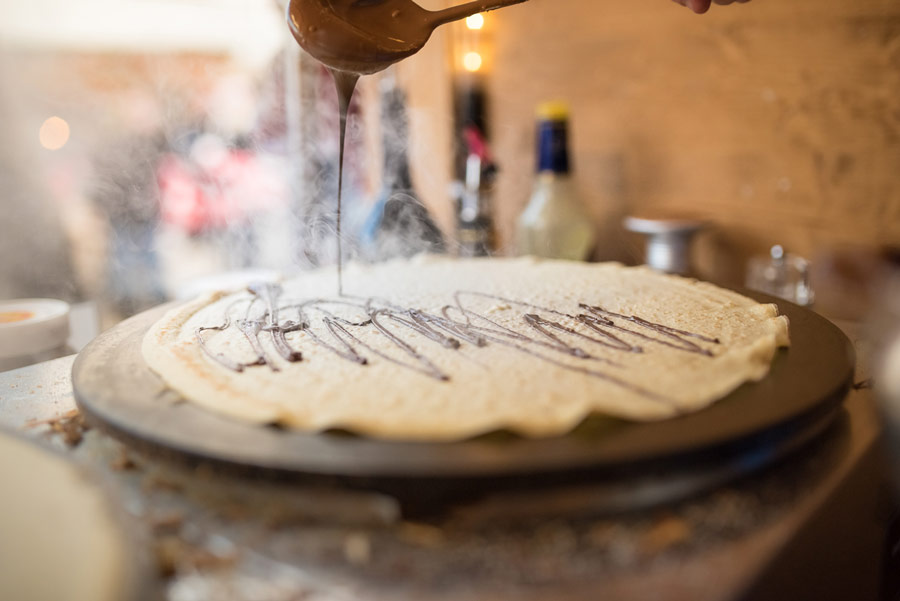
672, 0, 749, 14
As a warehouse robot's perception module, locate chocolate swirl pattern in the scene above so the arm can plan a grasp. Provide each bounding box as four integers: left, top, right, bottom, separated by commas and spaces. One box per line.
194, 283, 724, 408
143, 258, 790, 440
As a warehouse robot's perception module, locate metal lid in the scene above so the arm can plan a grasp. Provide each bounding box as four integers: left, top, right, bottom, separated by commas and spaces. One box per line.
623, 215, 706, 236
536, 100, 569, 121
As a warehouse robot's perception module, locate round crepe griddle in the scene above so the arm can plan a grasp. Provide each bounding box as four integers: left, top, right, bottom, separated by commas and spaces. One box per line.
72, 292, 853, 482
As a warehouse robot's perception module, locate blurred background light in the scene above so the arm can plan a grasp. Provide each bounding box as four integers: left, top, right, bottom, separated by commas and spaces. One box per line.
465, 13, 485, 30
463, 51, 483, 72
39, 116, 70, 150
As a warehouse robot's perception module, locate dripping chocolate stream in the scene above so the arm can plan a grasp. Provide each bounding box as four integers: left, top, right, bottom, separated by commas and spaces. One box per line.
294, 2, 526, 296
195, 285, 724, 407
330, 69, 360, 297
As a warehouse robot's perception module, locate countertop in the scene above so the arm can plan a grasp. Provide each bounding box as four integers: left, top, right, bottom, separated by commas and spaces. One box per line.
0, 325, 891, 601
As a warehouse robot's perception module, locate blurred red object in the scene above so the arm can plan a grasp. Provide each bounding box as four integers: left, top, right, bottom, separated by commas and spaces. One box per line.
157, 142, 285, 234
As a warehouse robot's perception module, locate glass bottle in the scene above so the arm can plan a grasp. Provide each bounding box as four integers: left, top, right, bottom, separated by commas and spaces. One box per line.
456, 151, 497, 257
516, 102, 595, 261
361, 76, 445, 260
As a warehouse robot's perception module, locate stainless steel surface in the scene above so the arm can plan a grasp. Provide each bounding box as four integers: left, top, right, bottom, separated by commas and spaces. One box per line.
0, 355, 77, 430
0, 348, 887, 601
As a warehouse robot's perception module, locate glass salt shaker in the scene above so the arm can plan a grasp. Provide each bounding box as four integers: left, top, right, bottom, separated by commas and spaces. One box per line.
746, 245, 815, 306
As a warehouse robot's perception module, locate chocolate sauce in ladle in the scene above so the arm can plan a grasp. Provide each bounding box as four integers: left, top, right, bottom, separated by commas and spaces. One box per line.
287, 0, 528, 295
288, 0, 529, 75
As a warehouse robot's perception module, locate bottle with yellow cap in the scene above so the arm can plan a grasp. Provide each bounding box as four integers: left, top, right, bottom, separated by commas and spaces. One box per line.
516, 101, 595, 261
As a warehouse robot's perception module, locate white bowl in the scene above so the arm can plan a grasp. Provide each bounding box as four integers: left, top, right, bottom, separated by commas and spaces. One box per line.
0, 298, 70, 359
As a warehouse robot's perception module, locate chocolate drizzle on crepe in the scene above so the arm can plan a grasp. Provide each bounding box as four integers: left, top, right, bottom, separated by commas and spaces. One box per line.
194, 283, 721, 404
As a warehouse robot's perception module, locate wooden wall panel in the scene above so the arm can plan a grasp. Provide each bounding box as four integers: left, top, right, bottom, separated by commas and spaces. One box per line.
470, 0, 900, 284
397, 0, 457, 234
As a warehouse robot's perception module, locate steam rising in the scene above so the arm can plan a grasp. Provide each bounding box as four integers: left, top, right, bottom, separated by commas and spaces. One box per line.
0, 43, 450, 319
0, 56, 79, 303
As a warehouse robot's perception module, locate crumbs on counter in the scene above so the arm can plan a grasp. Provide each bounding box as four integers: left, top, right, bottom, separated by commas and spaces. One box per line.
156, 535, 240, 577
111, 447, 139, 471
26, 408, 89, 447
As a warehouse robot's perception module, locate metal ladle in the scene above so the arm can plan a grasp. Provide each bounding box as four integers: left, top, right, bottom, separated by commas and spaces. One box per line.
287, 0, 529, 75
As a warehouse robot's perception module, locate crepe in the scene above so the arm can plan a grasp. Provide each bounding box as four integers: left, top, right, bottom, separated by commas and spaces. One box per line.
142, 256, 789, 441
